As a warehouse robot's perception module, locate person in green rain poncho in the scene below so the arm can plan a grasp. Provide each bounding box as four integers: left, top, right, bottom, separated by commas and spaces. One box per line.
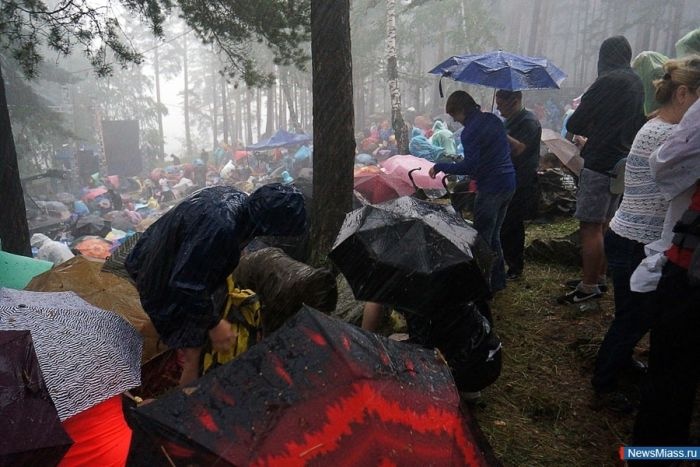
430, 120, 458, 157
633, 51, 668, 116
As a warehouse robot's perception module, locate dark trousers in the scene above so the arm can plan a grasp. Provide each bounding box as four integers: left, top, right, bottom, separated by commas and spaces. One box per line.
592, 230, 653, 392
501, 185, 536, 275
474, 189, 514, 293
633, 261, 700, 450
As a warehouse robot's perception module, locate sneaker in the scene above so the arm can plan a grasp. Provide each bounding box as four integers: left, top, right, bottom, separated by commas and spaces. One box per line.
557, 288, 602, 304
506, 270, 522, 281
564, 279, 608, 293
590, 390, 635, 413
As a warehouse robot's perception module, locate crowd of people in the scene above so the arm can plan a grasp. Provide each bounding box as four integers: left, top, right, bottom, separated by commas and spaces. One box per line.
9, 28, 700, 464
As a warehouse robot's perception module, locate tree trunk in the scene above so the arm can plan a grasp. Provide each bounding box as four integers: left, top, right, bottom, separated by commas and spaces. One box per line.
212, 63, 218, 149
256, 88, 262, 140
527, 0, 542, 55
183, 32, 192, 157
310, 0, 355, 266
245, 88, 253, 145
154, 45, 165, 160
221, 76, 229, 145
386, 0, 409, 155
235, 86, 243, 147
265, 84, 275, 136
281, 69, 301, 131
0, 65, 31, 256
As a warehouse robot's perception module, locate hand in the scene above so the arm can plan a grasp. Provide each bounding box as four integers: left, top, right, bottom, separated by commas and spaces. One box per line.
429, 166, 438, 179
208, 319, 237, 353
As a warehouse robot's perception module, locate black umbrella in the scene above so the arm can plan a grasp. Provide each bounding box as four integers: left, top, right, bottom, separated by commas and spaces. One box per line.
128, 307, 497, 466
329, 196, 493, 313
71, 214, 111, 238
0, 330, 73, 466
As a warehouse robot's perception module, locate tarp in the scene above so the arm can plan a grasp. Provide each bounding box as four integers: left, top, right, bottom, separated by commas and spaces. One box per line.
247, 129, 312, 150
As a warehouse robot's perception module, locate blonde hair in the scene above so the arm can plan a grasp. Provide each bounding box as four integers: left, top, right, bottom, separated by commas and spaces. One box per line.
654, 55, 700, 104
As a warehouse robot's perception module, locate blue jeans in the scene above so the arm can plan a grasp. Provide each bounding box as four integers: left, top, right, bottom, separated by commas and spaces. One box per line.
473, 190, 514, 293
592, 230, 653, 392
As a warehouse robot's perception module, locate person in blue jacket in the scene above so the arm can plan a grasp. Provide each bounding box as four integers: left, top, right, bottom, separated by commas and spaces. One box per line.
430, 90, 516, 292
126, 183, 306, 385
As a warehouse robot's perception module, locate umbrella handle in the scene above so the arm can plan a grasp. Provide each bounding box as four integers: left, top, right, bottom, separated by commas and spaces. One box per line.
408, 168, 421, 191
441, 175, 451, 194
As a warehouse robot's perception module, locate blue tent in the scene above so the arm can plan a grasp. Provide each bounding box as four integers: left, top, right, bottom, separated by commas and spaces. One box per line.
247, 130, 312, 151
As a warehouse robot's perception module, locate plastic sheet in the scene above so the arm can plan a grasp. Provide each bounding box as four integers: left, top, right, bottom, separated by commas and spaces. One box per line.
31, 234, 74, 265
235, 247, 337, 333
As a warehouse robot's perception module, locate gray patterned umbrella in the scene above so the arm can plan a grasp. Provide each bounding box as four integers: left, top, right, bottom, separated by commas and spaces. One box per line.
0, 288, 142, 420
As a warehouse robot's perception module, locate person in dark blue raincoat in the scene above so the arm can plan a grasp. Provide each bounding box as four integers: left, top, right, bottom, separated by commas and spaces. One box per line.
125, 183, 306, 385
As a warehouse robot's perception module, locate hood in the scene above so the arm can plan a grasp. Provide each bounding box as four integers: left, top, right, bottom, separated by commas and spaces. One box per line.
31, 233, 51, 249
411, 127, 424, 138
432, 120, 446, 133
598, 36, 632, 76
247, 183, 306, 237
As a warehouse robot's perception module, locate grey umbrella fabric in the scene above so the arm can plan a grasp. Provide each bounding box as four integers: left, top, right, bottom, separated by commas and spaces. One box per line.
0, 288, 142, 420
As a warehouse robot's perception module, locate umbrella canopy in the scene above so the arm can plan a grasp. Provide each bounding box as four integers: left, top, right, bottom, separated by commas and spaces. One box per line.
0, 288, 142, 420
0, 250, 53, 289
541, 128, 583, 176
381, 154, 447, 190
71, 214, 111, 238
25, 255, 164, 363
129, 307, 496, 466
329, 196, 493, 313
429, 50, 567, 91
353, 171, 415, 204
0, 330, 73, 465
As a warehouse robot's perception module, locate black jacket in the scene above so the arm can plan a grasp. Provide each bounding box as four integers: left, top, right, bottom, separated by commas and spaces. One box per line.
568, 37, 645, 174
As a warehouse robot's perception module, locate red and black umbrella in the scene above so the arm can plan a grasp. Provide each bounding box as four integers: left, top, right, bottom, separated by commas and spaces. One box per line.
0, 330, 73, 466
129, 307, 498, 466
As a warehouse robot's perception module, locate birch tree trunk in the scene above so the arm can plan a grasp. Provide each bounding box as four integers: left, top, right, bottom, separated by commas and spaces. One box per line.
386, 0, 409, 154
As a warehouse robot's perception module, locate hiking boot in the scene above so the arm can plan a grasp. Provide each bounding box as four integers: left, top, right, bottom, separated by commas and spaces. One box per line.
557, 288, 603, 304
590, 390, 636, 413
565, 279, 608, 293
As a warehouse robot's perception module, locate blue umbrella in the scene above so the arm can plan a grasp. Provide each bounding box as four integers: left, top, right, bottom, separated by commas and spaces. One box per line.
429, 50, 567, 93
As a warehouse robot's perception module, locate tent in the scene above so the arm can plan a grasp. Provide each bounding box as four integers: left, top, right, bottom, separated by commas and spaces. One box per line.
247, 129, 312, 150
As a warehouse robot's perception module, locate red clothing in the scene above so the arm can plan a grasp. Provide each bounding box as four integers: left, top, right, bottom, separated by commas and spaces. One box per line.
59, 395, 132, 467
666, 182, 700, 269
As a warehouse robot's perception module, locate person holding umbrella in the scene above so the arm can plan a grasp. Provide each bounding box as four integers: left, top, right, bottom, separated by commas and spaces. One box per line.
429, 90, 516, 292
126, 183, 306, 386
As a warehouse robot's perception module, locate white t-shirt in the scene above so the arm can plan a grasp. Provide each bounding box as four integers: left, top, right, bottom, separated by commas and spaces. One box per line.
159, 177, 171, 192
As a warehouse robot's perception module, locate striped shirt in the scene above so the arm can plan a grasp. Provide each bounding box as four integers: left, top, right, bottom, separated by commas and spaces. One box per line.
609, 118, 676, 244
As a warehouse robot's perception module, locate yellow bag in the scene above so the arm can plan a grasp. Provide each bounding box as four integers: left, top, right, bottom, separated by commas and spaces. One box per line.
200, 275, 262, 375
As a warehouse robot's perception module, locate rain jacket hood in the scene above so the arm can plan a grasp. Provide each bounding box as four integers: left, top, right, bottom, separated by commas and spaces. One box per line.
247, 183, 306, 237
598, 36, 633, 76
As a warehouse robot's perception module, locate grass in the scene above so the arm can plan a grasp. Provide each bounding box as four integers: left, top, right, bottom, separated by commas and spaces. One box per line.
475, 218, 635, 466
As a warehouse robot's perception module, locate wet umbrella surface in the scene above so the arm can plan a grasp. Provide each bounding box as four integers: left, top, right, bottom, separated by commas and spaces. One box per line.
329, 196, 493, 314
130, 307, 496, 466
353, 171, 415, 204
0, 330, 73, 465
0, 288, 142, 421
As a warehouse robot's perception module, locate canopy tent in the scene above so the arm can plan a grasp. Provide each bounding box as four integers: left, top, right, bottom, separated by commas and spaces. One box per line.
246, 129, 312, 150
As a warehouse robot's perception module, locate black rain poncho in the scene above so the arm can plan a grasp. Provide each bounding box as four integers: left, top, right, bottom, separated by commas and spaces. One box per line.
125, 184, 306, 348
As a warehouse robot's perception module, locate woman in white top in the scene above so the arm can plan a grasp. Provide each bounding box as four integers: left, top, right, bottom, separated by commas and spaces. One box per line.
592, 57, 700, 400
